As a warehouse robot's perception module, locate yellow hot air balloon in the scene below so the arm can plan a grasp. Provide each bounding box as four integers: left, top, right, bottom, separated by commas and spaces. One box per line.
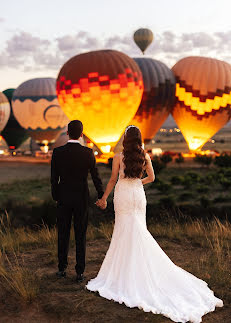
133, 28, 154, 54
172, 56, 231, 151
0, 92, 10, 133
57, 50, 143, 153
12, 78, 69, 151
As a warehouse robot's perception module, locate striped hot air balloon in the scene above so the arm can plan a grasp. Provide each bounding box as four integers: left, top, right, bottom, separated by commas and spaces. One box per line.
133, 28, 153, 54
56, 50, 143, 154
12, 78, 69, 148
131, 58, 176, 143
0, 92, 10, 133
172, 56, 231, 151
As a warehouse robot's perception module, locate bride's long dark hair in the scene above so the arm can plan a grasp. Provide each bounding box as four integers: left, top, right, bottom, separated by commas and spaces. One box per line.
122, 126, 146, 178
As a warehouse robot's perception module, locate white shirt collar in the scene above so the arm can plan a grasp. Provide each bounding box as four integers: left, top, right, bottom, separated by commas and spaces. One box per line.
68, 139, 81, 144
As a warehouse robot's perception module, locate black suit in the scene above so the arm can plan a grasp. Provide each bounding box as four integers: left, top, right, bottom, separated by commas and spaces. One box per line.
51, 142, 104, 274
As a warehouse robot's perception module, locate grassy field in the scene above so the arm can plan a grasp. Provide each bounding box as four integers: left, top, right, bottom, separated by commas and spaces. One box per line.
0, 214, 230, 323
0, 160, 231, 322
0, 159, 231, 227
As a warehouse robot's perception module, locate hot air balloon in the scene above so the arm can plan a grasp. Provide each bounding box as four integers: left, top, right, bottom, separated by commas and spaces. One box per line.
57, 50, 143, 154
133, 28, 153, 54
0, 92, 10, 134
172, 56, 231, 151
2, 88, 29, 150
131, 58, 176, 143
12, 78, 69, 151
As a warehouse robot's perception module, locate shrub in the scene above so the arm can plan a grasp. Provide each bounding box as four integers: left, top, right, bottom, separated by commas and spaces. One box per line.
214, 153, 231, 167
182, 176, 193, 189
182, 172, 201, 188
219, 178, 231, 190
213, 195, 229, 203
171, 175, 183, 185
159, 196, 175, 209
151, 157, 166, 174
160, 154, 173, 164
178, 192, 194, 201
194, 154, 213, 167
200, 196, 211, 208
175, 153, 184, 164
218, 168, 231, 178
203, 174, 215, 185
185, 172, 201, 182
196, 184, 209, 193
156, 181, 172, 193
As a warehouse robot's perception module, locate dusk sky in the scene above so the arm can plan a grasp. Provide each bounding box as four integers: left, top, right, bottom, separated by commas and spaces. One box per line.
0, 0, 231, 90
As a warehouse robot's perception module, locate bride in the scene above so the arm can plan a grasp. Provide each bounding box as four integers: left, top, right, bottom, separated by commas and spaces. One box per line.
86, 125, 223, 323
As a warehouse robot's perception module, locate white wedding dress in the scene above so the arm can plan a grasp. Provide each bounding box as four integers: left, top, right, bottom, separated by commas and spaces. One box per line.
86, 154, 223, 323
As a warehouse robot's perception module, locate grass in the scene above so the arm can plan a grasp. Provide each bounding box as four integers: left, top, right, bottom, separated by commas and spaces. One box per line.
1, 162, 231, 228
0, 250, 40, 303
0, 212, 230, 302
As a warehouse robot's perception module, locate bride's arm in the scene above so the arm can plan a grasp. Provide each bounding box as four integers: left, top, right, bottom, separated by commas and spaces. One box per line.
141, 153, 155, 185
97, 154, 120, 208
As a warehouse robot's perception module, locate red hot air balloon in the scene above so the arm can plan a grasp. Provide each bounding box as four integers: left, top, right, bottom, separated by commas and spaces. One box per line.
56, 50, 143, 154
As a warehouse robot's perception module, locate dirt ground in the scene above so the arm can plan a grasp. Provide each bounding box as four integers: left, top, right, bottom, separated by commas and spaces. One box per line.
0, 238, 228, 323
0, 160, 50, 184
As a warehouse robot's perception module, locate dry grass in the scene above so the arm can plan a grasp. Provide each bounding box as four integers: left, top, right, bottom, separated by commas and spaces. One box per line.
0, 250, 39, 303
0, 211, 230, 307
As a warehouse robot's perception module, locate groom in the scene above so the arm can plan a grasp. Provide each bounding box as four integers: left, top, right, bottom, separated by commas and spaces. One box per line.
51, 120, 104, 282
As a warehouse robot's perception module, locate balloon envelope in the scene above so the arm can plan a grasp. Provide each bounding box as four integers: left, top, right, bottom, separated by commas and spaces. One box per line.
12, 78, 69, 145
133, 28, 153, 54
172, 56, 231, 151
131, 58, 176, 142
2, 88, 29, 149
57, 50, 143, 153
0, 92, 10, 133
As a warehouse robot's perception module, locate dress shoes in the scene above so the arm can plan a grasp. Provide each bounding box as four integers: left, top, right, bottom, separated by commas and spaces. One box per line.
76, 273, 85, 283
56, 270, 66, 278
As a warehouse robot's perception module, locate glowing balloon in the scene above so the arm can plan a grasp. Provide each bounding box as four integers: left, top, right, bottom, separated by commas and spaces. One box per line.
131, 58, 176, 143
172, 56, 231, 151
57, 50, 143, 153
2, 88, 29, 149
12, 78, 69, 147
0, 92, 10, 133
133, 28, 153, 54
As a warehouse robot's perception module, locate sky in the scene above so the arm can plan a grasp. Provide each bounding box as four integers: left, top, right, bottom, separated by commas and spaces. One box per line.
0, 0, 231, 91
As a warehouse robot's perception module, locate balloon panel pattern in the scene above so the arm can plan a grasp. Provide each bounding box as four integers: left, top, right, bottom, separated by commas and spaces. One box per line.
133, 28, 153, 54
132, 58, 176, 142
12, 78, 69, 144
0, 92, 10, 133
172, 56, 231, 151
2, 88, 29, 149
57, 50, 143, 153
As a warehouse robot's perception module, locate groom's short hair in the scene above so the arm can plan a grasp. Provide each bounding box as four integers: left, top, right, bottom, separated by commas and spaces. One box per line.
68, 120, 83, 139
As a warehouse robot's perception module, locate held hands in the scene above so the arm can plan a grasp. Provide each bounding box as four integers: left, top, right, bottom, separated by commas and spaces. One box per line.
95, 198, 107, 210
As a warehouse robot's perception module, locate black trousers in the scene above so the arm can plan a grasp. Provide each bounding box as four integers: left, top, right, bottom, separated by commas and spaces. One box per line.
57, 200, 88, 274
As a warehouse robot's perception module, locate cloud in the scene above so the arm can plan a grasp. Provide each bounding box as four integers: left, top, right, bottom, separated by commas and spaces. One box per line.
0, 30, 231, 74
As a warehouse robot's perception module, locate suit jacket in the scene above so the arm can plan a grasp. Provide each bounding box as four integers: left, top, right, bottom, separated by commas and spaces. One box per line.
51, 143, 104, 205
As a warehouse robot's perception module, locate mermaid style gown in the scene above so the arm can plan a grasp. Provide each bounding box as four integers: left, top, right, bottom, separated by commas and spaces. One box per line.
86, 154, 223, 323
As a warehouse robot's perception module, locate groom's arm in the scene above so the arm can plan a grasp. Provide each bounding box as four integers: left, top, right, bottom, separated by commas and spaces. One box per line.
51, 148, 59, 201
89, 150, 104, 199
